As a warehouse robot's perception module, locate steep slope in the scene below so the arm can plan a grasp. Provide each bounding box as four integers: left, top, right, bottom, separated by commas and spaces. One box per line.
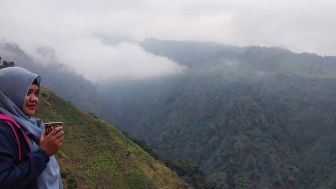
36, 88, 190, 189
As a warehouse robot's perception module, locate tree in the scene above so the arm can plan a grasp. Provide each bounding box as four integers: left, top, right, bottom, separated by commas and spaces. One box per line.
0, 57, 15, 69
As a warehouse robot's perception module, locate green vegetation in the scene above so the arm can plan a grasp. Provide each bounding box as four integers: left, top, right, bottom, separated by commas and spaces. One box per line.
36, 88, 190, 189
98, 39, 336, 188
130, 137, 217, 189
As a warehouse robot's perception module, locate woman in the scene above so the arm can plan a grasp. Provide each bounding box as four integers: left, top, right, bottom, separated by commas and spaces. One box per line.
0, 67, 64, 189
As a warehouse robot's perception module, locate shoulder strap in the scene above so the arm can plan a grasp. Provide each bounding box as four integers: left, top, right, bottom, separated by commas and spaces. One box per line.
0, 113, 31, 161
0, 113, 15, 122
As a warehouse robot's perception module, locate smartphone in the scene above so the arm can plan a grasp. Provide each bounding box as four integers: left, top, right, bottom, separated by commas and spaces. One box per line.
44, 122, 63, 135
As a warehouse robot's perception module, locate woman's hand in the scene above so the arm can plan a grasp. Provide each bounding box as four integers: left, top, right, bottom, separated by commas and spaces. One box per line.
39, 127, 64, 156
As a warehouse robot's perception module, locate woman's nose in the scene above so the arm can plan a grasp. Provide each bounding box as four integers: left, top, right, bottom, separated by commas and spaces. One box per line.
30, 94, 39, 101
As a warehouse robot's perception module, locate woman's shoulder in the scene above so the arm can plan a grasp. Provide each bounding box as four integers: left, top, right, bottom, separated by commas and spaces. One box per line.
0, 120, 18, 149
0, 119, 15, 134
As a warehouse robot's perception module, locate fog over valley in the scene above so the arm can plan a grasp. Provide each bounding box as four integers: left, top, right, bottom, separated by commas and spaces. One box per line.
2, 1, 336, 188
1, 0, 336, 82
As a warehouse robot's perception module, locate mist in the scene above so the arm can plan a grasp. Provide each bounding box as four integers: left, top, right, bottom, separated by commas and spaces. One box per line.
1, 0, 336, 82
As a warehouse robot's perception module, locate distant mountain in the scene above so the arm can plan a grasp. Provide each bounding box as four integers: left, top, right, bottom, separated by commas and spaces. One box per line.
141, 38, 336, 78
99, 38, 336, 188
140, 38, 246, 68
36, 88, 190, 189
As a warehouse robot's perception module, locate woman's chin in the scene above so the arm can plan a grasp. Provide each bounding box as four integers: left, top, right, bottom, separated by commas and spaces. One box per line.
23, 109, 36, 116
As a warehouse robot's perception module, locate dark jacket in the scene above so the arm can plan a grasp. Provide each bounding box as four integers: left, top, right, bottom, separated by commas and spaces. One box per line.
0, 119, 50, 189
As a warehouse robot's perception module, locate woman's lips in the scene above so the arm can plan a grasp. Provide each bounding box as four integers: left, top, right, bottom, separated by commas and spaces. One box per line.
27, 105, 36, 110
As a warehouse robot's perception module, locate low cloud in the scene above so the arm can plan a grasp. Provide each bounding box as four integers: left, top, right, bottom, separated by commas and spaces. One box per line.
56, 38, 187, 82
1, 0, 336, 82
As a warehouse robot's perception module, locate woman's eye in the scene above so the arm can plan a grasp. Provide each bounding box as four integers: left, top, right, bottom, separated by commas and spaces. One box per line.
26, 90, 39, 97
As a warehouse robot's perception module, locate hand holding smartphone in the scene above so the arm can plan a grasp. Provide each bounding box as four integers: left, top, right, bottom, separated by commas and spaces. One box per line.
44, 122, 63, 135
40, 122, 64, 156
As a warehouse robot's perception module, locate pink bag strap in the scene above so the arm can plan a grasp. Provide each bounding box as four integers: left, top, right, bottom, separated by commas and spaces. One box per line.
0, 113, 31, 161
0, 113, 16, 123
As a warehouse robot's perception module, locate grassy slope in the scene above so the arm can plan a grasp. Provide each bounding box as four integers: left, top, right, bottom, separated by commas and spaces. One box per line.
36, 88, 190, 189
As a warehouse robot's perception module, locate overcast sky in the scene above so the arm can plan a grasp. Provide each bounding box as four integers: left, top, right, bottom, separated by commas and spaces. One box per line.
0, 0, 335, 81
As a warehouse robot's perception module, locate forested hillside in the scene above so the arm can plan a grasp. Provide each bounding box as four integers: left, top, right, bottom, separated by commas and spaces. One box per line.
99, 39, 336, 188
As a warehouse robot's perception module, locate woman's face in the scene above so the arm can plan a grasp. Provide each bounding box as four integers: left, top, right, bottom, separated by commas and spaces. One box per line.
23, 84, 39, 116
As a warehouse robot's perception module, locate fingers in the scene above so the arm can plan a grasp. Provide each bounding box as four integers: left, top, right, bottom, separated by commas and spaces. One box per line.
53, 129, 64, 138
39, 125, 65, 156
47, 126, 63, 136
44, 126, 64, 143
55, 131, 64, 141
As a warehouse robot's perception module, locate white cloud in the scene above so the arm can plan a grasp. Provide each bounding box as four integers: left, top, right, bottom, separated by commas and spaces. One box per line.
57, 38, 187, 81
0, 0, 336, 81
